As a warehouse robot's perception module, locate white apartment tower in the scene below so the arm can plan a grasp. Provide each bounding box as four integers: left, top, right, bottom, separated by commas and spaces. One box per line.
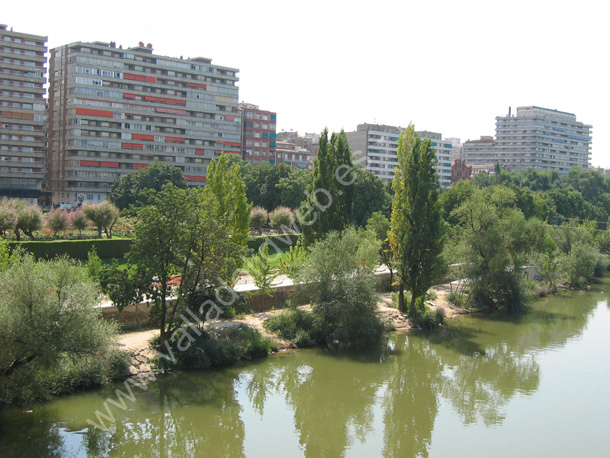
464, 106, 592, 173
345, 123, 453, 188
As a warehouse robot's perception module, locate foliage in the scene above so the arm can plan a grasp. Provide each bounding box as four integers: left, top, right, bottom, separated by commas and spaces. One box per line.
352, 168, 392, 226
410, 297, 445, 330
269, 206, 295, 231
83, 201, 120, 238
296, 227, 384, 348
366, 211, 395, 284
277, 243, 307, 281
450, 189, 546, 312
276, 168, 313, 209
12, 201, 43, 241
220, 152, 253, 177
0, 198, 17, 237
244, 162, 295, 211
123, 184, 244, 343
86, 247, 104, 282
265, 309, 324, 348
245, 243, 279, 296
248, 233, 300, 252
8, 238, 132, 260
0, 238, 11, 272
47, 208, 70, 237
69, 209, 89, 235
153, 324, 277, 371
558, 241, 599, 287
0, 255, 126, 407
301, 129, 354, 246
249, 206, 268, 235
389, 125, 446, 316
108, 161, 187, 213
203, 154, 252, 249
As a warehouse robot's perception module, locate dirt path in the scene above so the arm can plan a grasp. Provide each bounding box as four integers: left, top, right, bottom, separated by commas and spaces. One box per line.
116, 282, 467, 374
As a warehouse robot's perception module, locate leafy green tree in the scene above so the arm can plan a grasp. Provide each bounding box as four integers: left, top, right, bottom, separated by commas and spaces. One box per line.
352, 168, 392, 226
221, 152, 253, 177
296, 227, 383, 348
83, 201, 120, 238
366, 211, 395, 286
244, 162, 294, 211
203, 154, 252, 249
249, 206, 268, 235
451, 190, 546, 311
389, 125, 445, 316
108, 161, 187, 212
300, 129, 354, 246
276, 168, 312, 209
0, 254, 124, 406
125, 184, 243, 343
13, 201, 43, 241
69, 209, 89, 236
47, 208, 69, 237
0, 199, 17, 238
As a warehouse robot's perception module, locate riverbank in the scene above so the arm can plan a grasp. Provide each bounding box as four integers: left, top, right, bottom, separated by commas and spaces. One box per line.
116, 281, 468, 374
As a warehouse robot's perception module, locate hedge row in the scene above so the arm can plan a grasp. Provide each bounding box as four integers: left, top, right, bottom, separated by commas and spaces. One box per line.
248, 233, 300, 254
8, 238, 133, 260
8, 233, 301, 261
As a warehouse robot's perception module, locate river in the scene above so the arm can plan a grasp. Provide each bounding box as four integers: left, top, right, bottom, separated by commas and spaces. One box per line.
1, 283, 610, 457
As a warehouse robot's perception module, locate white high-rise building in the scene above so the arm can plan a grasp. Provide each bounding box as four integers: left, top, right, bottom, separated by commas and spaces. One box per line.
463, 106, 592, 173
345, 123, 453, 188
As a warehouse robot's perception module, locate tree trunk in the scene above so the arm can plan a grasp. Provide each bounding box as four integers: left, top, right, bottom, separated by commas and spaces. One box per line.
408, 294, 417, 318
398, 285, 406, 314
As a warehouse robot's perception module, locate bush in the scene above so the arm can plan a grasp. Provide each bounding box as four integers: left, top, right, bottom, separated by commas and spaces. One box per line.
153, 324, 277, 371
47, 208, 70, 237
269, 207, 295, 232
410, 297, 445, 330
0, 254, 124, 407
250, 207, 268, 234
265, 309, 322, 347
447, 291, 469, 308
247, 234, 299, 252
296, 228, 385, 348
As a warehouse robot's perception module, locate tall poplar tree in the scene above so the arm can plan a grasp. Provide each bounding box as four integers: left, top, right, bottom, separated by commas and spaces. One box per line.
301, 129, 354, 246
203, 154, 252, 250
389, 125, 445, 316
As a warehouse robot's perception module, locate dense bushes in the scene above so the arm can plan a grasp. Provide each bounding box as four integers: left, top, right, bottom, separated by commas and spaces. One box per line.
153, 325, 277, 371
265, 309, 323, 348
0, 254, 129, 407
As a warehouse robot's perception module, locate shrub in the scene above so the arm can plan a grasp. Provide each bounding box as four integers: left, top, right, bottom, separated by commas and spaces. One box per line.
447, 291, 469, 308
47, 208, 70, 237
153, 324, 277, 371
296, 228, 385, 348
69, 209, 89, 236
83, 201, 120, 238
0, 199, 17, 237
14, 202, 43, 240
265, 309, 322, 347
250, 207, 268, 235
269, 207, 295, 232
0, 254, 124, 407
7, 238, 133, 260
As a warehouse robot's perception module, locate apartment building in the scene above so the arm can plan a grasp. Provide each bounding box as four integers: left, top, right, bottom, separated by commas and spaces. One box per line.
240, 102, 276, 166
0, 25, 47, 203
345, 123, 453, 188
494, 106, 591, 172
463, 106, 592, 173
47, 41, 240, 206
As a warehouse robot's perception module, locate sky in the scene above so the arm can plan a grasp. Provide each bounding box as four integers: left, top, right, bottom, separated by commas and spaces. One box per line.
4, 0, 609, 166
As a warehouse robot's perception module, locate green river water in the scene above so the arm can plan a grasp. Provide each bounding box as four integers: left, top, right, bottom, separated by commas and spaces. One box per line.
1, 283, 610, 457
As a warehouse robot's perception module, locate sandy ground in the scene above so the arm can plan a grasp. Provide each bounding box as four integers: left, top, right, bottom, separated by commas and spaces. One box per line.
116, 282, 467, 374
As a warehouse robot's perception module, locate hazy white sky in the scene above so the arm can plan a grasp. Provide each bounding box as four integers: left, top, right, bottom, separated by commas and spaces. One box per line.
4, 0, 609, 166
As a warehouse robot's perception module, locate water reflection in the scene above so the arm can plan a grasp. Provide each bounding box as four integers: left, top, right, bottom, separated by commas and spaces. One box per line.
0, 290, 604, 457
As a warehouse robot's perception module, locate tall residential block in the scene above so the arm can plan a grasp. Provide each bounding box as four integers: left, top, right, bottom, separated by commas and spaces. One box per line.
345, 123, 453, 188
47, 41, 240, 206
463, 106, 592, 173
0, 25, 47, 203
239, 102, 276, 166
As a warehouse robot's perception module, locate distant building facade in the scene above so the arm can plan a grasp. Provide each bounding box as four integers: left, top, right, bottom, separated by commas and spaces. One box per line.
47, 41, 240, 206
0, 25, 47, 203
463, 106, 592, 174
345, 123, 453, 187
451, 158, 472, 184
240, 102, 276, 166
